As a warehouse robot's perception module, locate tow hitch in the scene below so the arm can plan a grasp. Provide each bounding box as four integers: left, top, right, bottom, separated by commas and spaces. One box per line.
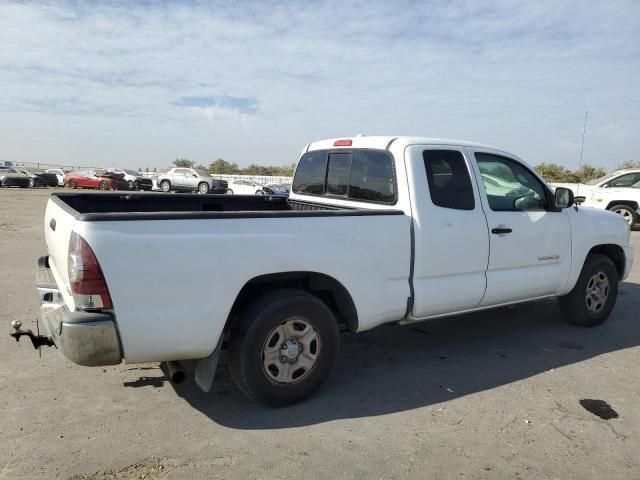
10, 320, 55, 350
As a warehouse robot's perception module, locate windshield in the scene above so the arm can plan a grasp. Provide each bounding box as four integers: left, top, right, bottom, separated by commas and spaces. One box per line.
1, 168, 17, 173
585, 172, 619, 185
124, 169, 139, 176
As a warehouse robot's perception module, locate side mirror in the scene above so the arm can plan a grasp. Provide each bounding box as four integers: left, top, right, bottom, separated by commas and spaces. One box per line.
555, 187, 575, 208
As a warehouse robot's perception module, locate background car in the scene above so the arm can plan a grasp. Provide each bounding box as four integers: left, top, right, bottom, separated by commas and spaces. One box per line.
156, 167, 228, 194
106, 168, 153, 191
0, 166, 30, 188
227, 179, 265, 195
261, 183, 291, 197
15, 167, 59, 187
64, 169, 127, 190
44, 168, 66, 186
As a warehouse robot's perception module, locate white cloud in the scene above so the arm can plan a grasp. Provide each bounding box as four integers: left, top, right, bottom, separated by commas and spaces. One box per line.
0, 0, 638, 169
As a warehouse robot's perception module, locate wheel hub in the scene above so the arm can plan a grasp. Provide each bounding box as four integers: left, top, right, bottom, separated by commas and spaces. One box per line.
585, 271, 609, 313
280, 338, 301, 363
261, 318, 320, 384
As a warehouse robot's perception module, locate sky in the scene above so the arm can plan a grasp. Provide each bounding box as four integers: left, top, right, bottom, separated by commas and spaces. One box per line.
0, 0, 639, 171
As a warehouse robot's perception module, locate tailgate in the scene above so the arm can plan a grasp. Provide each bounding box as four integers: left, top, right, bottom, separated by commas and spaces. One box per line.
43, 197, 76, 309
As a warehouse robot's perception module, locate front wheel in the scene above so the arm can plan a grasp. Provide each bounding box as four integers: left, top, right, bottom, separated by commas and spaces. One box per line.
68, 180, 77, 189
99, 180, 107, 190
227, 189, 234, 195
608, 204, 637, 227
229, 289, 340, 407
559, 254, 619, 327
198, 182, 210, 194
127, 180, 136, 190
160, 180, 171, 192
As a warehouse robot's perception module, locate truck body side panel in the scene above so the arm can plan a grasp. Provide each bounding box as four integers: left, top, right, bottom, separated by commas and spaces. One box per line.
73, 213, 411, 363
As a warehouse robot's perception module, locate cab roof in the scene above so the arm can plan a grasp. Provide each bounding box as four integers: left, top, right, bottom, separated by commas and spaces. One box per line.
307, 135, 502, 152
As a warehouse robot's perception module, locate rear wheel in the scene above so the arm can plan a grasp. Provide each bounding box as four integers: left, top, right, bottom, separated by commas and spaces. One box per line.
198, 182, 210, 194
99, 181, 107, 190
68, 180, 77, 189
160, 180, 171, 192
608, 204, 636, 227
227, 189, 234, 195
127, 180, 136, 190
559, 254, 619, 327
255, 189, 264, 195
229, 289, 340, 407
29, 178, 35, 188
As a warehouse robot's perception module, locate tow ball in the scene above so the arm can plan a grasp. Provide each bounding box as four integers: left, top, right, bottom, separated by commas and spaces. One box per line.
10, 320, 55, 349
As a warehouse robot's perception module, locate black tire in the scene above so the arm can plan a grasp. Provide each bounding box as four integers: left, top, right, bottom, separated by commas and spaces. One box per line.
160, 180, 171, 192
99, 180, 107, 190
127, 180, 136, 190
228, 289, 340, 407
227, 189, 234, 195
607, 204, 636, 227
255, 189, 264, 195
559, 254, 619, 327
198, 182, 210, 194
68, 180, 77, 189
29, 178, 35, 188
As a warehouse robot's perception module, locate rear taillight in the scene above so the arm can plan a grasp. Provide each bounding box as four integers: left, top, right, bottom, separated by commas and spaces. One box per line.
68, 232, 113, 310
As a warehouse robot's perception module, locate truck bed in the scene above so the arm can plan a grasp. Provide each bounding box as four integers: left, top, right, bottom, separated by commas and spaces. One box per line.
51, 192, 401, 221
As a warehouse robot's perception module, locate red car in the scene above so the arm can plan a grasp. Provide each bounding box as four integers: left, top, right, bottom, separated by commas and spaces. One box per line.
64, 169, 127, 190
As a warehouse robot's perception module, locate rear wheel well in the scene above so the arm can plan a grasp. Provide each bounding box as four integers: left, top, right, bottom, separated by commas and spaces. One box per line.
588, 244, 625, 278
605, 200, 639, 211
226, 272, 358, 333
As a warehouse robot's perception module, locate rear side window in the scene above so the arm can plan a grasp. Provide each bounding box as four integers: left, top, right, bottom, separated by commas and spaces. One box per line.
292, 151, 327, 195
349, 150, 396, 203
293, 149, 396, 204
423, 150, 475, 210
326, 153, 351, 196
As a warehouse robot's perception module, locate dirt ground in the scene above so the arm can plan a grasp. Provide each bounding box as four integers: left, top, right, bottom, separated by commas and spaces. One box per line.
1, 188, 639, 479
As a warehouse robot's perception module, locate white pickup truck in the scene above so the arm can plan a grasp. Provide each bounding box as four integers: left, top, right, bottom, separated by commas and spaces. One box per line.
11, 136, 634, 406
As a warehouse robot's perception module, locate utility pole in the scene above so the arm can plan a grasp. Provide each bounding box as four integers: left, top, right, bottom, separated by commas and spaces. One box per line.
576, 111, 588, 196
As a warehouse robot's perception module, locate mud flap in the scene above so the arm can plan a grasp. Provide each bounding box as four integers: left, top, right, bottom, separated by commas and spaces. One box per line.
194, 336, 223, 392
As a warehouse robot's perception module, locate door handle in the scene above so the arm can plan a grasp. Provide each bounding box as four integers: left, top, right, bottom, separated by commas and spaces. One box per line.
491, 227, 512, 234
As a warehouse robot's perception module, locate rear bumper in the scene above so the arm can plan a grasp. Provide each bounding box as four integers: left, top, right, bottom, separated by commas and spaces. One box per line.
37, 256, 123, 366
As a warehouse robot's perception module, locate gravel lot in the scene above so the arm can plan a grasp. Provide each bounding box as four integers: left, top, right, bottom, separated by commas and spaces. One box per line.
1, 188, 639, 480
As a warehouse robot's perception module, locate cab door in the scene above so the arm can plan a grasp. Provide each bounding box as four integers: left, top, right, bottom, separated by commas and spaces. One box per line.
407, 145, 490, 318
468, 149, 572, 305
172, 169, 188, 189
183, 169, 199, 190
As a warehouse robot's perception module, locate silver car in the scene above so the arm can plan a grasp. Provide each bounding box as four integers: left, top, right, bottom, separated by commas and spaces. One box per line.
156, 168, 228, 194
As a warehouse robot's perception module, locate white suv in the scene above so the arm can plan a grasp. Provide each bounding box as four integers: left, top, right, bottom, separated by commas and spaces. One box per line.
580, 169, 640, 227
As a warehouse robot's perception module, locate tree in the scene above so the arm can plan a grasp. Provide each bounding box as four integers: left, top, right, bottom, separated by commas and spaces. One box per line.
173, 158, 195, 168
208, 158, 240, 175
534, 163, 574, 183
616, 160, 640, 170
572, 164, 606, 183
